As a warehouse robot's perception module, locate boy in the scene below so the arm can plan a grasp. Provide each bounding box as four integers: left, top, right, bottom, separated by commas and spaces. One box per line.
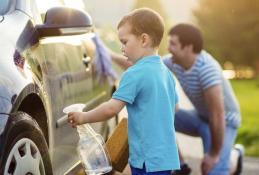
68, 8, 180, 175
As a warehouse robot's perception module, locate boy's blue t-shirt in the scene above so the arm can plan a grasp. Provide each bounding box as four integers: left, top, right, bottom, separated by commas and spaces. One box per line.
112, 55, 180, 172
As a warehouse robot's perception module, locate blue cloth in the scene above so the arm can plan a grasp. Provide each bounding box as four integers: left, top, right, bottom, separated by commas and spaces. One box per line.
163, 51, 241, 128
92, 34, 117, 85
130, 163, 171, 175
112, 55, 180, 172
175, 109, 237, 175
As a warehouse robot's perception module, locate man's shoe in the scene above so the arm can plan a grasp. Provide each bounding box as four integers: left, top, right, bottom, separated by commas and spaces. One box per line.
233, 144, 245, 175
172, 163, 192, 175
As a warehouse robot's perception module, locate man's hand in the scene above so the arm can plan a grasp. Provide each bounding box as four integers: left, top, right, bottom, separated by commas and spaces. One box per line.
68, 112, 85, 128
201, 153, 220, 175
109, 50, 132, 69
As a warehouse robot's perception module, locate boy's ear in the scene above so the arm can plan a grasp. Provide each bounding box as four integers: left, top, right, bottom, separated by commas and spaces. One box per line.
140, 33, 151, 47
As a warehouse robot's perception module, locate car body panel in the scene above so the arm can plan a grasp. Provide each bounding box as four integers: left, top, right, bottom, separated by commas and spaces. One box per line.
0, 9, 33, 125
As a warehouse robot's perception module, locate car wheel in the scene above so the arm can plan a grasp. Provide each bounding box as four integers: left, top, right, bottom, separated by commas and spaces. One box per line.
0, 112, 52, 175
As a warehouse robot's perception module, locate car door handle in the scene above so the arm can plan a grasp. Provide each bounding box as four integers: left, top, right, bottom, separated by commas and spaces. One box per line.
82, 54, 91, 68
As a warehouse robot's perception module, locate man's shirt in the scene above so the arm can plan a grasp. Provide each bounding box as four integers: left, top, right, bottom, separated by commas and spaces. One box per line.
163, 51, 241, 128
113, 55, 180, 172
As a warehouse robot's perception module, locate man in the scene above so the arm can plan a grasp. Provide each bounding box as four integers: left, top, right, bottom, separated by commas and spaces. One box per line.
163, 23, 242, 175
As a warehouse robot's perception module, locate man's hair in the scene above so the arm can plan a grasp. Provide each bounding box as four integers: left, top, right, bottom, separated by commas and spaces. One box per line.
117, 8, 164, 47
168, 23, 203, 53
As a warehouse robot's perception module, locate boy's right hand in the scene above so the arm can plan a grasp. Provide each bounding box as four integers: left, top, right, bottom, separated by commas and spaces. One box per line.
67, 112, 84, 128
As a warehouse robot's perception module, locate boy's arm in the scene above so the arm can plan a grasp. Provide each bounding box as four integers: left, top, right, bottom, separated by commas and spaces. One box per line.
68, 99, 126, 127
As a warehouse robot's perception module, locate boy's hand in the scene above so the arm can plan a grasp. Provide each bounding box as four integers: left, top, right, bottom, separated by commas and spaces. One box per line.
67, 112, 84, 128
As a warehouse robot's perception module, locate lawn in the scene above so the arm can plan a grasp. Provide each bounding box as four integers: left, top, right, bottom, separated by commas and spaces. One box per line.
231, 79, 259, 157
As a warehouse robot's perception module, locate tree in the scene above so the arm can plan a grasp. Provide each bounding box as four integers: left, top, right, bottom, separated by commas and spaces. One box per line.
132, 0, 172, 55
193, 0, 259, 75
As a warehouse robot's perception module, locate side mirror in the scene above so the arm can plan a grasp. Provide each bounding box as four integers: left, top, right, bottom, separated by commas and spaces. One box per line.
36, 7, 93, 37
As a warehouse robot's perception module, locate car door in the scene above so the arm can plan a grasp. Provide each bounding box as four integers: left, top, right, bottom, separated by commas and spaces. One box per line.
29, 1, 115, 173
27, 1, 97, 174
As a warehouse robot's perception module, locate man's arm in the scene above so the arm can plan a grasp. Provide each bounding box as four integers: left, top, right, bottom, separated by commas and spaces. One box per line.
108, 49, 132, 70
68, 99, 126, 127
201, 84, 225, 174
205, 84, 225, 155
175, 103, 179, 112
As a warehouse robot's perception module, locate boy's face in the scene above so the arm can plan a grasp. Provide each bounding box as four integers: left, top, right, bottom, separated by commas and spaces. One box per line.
118, 23, 143, 63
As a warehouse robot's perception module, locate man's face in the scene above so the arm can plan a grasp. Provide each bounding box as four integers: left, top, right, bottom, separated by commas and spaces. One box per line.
118, 23, 142, 63
167, 35, 187, 63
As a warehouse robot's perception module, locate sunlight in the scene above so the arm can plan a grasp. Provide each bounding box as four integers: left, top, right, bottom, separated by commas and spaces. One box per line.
35, 0, 62, 13
35, 0, 85, 13
63, 0, 85, 10
223, 70, 236, 79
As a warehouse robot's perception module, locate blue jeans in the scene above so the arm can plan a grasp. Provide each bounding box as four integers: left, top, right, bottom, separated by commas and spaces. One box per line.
130, 164, 171, 175
175, 109, 237, 175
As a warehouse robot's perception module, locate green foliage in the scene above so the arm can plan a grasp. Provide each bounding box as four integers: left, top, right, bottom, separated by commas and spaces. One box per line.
132, 0, 172, 55
193, 0, 259, 73
231, 79, 259, 157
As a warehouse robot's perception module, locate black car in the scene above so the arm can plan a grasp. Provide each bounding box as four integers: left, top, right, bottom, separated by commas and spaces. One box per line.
0, 0, 117, 174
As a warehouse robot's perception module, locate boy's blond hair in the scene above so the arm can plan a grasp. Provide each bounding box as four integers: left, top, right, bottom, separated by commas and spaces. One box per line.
117, 8, 164, 47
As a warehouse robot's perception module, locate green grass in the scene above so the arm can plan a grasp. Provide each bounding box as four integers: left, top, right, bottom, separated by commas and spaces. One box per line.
231, 79, 259, 157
